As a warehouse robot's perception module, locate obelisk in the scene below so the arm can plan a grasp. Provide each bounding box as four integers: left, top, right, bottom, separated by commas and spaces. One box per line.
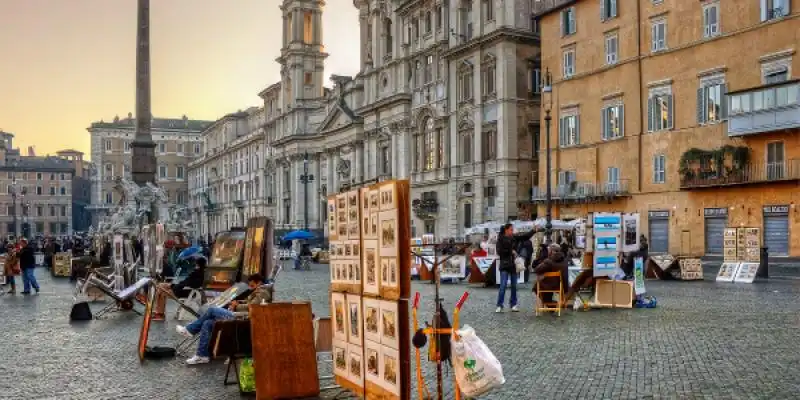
131, 0, 156, 188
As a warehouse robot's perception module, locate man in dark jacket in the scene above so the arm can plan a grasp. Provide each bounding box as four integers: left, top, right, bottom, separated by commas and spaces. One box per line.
495, 224, 537, 313
18, 238, 40, 294
153, 257, 207, 320
533, 244, 570, 306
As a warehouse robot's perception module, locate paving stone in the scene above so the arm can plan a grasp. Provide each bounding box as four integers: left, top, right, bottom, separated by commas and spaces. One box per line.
3, 262, 800, 399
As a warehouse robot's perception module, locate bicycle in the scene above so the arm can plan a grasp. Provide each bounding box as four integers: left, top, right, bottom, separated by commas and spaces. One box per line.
300, 256, 313, 271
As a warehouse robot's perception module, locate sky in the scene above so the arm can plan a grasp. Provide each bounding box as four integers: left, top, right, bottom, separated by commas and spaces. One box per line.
0, 0, 360, 159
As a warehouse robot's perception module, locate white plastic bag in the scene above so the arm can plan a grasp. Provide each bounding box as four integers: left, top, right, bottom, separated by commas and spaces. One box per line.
177, 289, 202, 321
451, 325, 505, 397
514, 257, 526, 273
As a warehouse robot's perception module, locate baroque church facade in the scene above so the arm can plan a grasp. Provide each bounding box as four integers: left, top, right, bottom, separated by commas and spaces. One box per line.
193, 0, 542, 239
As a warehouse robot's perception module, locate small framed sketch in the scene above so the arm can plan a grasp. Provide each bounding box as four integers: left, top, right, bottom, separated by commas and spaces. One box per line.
379, 300, 399, 349
380, 346, 400, 396
330, 260, 336, 282
331, 292, 347, 341
380, 257, 398, 290
379, 210, 398, 257
379, 182, 396, 211
361, 187, 370, 214
363, 297, 381, 343
364, 340, 382, 386
369, 189, 380, 210
351, 240, 360, 259
362, 241, 380, 295
347, 294, 363, 345
333, 339, 348, 378
370, 213, 379, 237
328, 199, 337, 239
348, 343, 365, 386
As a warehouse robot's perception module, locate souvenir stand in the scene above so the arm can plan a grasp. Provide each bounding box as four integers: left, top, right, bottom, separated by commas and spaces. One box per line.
328, 180, 412, 400
717, 227, 761, 283
203, 229, 246, 293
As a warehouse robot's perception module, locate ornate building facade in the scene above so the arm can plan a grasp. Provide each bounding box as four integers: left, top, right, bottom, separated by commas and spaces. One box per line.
87, 114, 212, 226
190, 0, 543, 239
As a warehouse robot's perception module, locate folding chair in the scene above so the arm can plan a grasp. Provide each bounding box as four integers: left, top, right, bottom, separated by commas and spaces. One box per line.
535, 271, 564, 317
314, 316, 338, 390
90, 276, 153, 319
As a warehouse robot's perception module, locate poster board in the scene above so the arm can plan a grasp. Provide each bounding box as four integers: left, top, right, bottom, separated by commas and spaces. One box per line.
328, 180, 411, 400
137, 284, 156, 362
592, 213, 621, 277
734, 262, 759, 283
242, 217, 271, 281
52, 252, 72, 277
678, 258, 703, 281
716, 262, 740, 282
633, 257, 646, 295
622, 213, 641, 253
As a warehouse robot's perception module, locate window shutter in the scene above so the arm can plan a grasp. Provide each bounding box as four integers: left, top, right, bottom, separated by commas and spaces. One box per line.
720, 84, 729, 120
697, 87, 706, 124
568, 9, 576, 33
558, 170, 565, 185
575, 116, 581, 145
647, 98, 654, 132
558, 118, 564, 146
667, 94, 674, 129
611, 0, 617, 18
600, 0, 606, 21
760, 0, 768, 21
601, 108, 608, 140
560, 11, 565, 36
619, 105, 625, 137
652, 156, 658, 182
651, 24, 657, 51
785, 0, 792, 15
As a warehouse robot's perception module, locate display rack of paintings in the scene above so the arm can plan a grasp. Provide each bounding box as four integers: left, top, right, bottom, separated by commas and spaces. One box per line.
328, 180, 411, 400
592, 213, 622, 277
52, 253, 72, 278
242, 217, 273, 281
723, 228, 737, 262
204, 229, 246, 292
742, 227, 761, 263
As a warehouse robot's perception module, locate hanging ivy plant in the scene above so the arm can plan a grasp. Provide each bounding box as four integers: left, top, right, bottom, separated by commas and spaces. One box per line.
679, 146, 750, 181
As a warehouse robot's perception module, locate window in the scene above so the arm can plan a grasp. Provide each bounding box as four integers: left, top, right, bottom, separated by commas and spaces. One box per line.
483, 127, 497, 160
177, 166, 185, 180
61, 206, 67, 217
653, 154, 666, 183
647, 89, 673, 132
530, 67, 542, 94
559, 114, 580, 147
607, 167, 620, 187
460, 0, 473, 40
104, 139, 112, 151
703, 3, 720, 38
158, 142, 166, 153
304, 72, 313, 85
303, 11, 313, 44
60, 173, 66, 180
36, 173, 42, 181
380, 146, 391, 175
601, 0, 618, 21
605, 33, 618, 65
424, 120, 436, 171
460, 128, 473, 164
384, 18, 393, 57
177, 143, 184, 154
194, 143, 201, 154
463, 202, 473, 228
425, 11, 432, 33
177, 191, 187, 205
36, 206, 43, 217
484, 0, 494, 21
159, 165, 167, 179
60, 187, 66, 195
761, 0, 791, 21
437, 128, 446, 169
767, 141, 785, 180
563, 49, 575, 78
697, 81, 727, 124
36, 186, 42, 195
412, 17, 419, 40
482, 54, 496, 97
764, 67, 789, 84
651, 19, 667, 52
560, 7, 576, 36
60, 223, 68, 234
458, 61, 474, 102
50, 223, 58, 234
485, 179, 496, 207
425, 55, 433, 83
50, 206, 55, 217
601, 104, 624, 140
49, 187, 56, 195
124, 141, 131, 152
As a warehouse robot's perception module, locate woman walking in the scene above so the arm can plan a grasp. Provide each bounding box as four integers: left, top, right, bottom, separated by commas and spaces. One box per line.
495, 224, 537, 313
4, 244, 20, 294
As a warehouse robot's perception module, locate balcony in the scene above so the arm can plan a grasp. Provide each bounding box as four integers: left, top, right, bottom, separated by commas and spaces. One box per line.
680, 159, 800, 189
530, 179, 631, 204
727, 80, 800, 137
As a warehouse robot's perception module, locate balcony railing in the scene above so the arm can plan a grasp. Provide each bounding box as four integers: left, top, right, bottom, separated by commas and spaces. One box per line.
727, 80, 800, 136
530, 179, 631, 203
680, 159, 800, 189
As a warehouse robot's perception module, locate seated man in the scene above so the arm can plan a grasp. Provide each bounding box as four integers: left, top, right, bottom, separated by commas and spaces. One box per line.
532, 244, 569, 306
176, 273, 273, 365
153, 256, 207, 321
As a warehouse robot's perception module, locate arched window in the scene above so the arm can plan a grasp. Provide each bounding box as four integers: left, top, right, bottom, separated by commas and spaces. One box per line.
459, 123, 473, 164
481, 53, 497, 97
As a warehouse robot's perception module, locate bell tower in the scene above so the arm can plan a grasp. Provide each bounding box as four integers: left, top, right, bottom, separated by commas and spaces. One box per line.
278, 0, 328, 109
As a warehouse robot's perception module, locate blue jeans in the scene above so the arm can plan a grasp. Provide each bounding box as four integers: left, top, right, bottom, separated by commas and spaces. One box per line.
496, 271, 518, 308
186, 307, 234, 357
21, 268, 39, 292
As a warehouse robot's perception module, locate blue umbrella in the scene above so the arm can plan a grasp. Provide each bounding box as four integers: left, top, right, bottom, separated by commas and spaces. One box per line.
177, 246, 203, 261
282, 230, 315, 241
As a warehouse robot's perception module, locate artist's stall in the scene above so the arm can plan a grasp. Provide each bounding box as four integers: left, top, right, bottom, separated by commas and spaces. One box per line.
716, 227, 762, 284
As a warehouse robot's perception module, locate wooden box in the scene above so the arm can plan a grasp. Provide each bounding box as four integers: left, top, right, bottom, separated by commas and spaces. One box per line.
250, 302, 319, 400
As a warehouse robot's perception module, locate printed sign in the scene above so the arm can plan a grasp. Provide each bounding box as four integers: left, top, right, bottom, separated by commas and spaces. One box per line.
633, 257, 646, 295
704, 208, 728, 217
648, 210, 670, 219
763, 205, 789, 215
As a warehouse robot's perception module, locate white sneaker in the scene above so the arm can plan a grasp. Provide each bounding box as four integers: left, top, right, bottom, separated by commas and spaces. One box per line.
176, 325, 193, 338
185, 355, 210, 365
495, 307, 503, 313
511, 305, 520, 312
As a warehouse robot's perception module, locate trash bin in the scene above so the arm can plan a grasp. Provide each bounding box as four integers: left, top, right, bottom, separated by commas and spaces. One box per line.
757, 246, 769, 279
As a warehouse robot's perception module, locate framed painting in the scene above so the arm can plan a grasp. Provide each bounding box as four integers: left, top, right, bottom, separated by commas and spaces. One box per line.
378, 182, 397, 211
347, 295, 363, 345
380, 257, 398, 290
379, 210, 398, 257
210, 230, 246, 269
363, 297, 381, 344
347, 190, 359, 223
361, 187, 371, 215
370, 213, 379, 238
242, 218, 270, 280
380, 345, 400, 395
369, 189, 379, 211
331, 292, 347, 341
333, 339, 348, 378
379, 300, 399, 349
328, 198, 337, 240
348, 343, 365, 387
362, 240, 380, 295
364, 340, 382, 386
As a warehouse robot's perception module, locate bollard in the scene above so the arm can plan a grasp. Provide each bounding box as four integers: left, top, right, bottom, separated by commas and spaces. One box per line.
757, 246, 769, 279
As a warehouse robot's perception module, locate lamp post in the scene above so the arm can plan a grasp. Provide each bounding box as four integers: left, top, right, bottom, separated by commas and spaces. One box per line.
542, 68, 554, 244
299, 152, 315, 231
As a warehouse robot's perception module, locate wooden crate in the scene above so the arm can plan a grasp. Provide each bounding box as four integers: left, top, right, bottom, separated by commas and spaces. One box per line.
594, 280, 634, 308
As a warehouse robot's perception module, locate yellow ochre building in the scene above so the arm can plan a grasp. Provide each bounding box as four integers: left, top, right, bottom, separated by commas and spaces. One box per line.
533, 0, 799, 256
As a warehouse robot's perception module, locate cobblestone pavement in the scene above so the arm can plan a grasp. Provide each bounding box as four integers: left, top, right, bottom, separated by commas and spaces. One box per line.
3, 262, 800, 399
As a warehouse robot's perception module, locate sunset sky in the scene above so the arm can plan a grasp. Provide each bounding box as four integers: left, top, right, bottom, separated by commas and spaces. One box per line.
0, 0, 360, 158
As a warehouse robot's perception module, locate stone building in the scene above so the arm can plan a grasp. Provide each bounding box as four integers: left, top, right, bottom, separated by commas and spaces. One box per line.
0, 131, 76, 238
535, 0, 799, 256
55, 149, 92, 233
250, 0, 542, 239
87, 114, 213, 226
187, 107, 267, 238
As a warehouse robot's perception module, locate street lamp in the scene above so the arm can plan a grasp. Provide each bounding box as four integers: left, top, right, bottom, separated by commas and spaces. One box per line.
542, 68, 554, 244
299, 152, 315, 231
9, 176, 27, 239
